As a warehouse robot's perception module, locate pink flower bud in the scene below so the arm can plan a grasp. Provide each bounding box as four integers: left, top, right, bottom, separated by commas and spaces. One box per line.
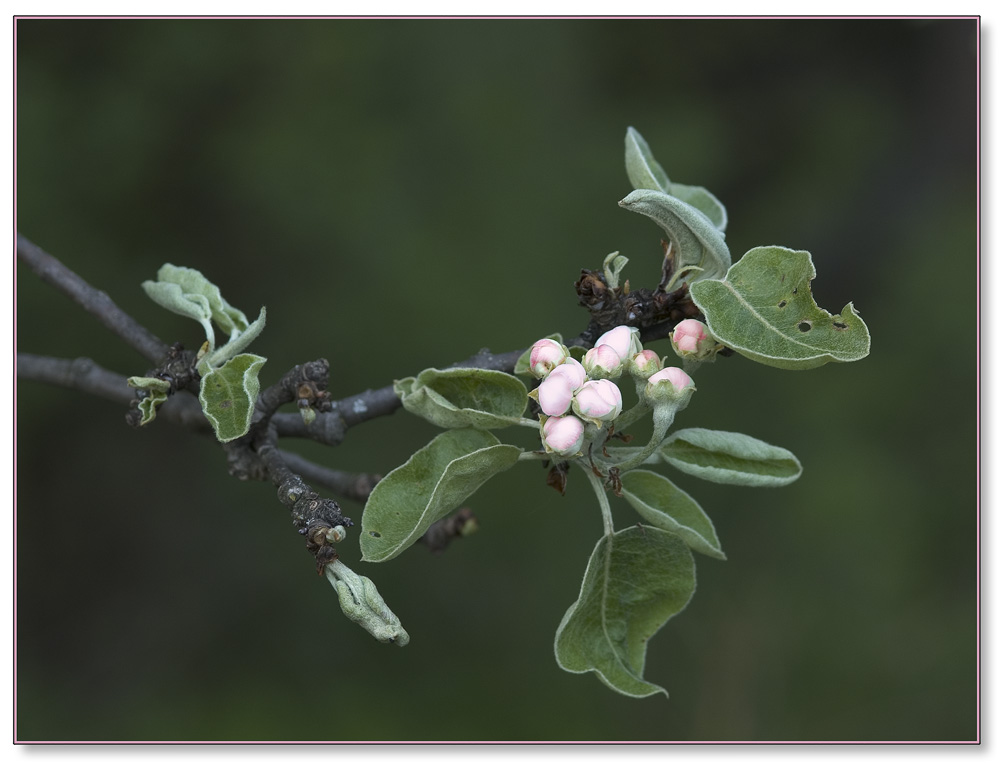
541, 415, 585, 457
537, 373, 575, 416
528, 338, 570, 378
594, 325, 642, 360
671, 319, 714, 358
628, 349, 663, 379
572, 379, 623, 424
547, 357, 587, 391
582, 344, 623, 378
645, 366, 696, 405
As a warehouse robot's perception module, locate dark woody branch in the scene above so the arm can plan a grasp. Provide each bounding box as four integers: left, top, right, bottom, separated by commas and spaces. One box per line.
17, 234, 170, 365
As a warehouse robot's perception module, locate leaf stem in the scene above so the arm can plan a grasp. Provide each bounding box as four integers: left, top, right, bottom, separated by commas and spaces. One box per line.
581, 463, 614, 537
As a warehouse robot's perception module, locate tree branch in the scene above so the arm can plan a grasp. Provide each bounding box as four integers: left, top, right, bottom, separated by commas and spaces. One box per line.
17, 234, 170, 365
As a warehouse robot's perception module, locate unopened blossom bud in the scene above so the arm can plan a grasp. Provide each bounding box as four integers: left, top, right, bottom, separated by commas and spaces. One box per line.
671, 319, 714, 359
528, 338, 570, 379
537, 372, 575, 416
645, 366, 696, 406
572, 379, 623, 425
628, 349, 663, 379
594, 325, 642, 361
547, 357, 587, 391
541, 415, 586, 457
582, 344, 623, 379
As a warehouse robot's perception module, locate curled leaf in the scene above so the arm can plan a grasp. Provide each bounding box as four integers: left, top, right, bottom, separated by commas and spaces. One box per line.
394, 367, 528, 429
325, 560, 409, 646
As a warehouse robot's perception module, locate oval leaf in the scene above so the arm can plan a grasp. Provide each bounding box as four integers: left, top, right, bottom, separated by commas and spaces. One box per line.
620, 470, 725, 560
394, 367, 528, 429
198, 352, 266, 443
618, 189, 731, 282
689, 246, 871, 370
554, 525, 696, 699
660, 428, 802, 487
360, 428, 521, 562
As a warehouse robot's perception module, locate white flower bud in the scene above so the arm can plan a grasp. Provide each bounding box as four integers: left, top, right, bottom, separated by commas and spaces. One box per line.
572, 379, 623, 425
541, 415, 585, 457
528, 338, 570, 379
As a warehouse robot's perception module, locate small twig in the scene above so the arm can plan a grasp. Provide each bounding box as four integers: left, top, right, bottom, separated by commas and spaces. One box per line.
277, 449, 380, 503
16, 352, 211, 431
17, 234, 169, 365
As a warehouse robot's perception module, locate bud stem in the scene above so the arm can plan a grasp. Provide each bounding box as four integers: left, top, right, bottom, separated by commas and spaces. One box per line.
604, 402, 679, 473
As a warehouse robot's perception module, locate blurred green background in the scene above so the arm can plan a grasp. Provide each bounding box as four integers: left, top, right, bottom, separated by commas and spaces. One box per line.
16, 19, 977, 742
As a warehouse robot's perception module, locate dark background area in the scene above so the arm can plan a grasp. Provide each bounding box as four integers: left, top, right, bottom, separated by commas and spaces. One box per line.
15, 19, 978, 742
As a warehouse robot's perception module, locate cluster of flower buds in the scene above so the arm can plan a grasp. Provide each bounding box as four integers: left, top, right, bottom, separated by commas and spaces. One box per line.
528, 324, 698, 458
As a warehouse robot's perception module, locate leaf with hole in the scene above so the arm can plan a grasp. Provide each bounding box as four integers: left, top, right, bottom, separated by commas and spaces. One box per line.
198, 353, 266, 442
395, 367, 529, 429
619, 470, 725, 559
659, 427, 802, 487
554, 525, 696, 698
690, 246, 871, 370
360, 428, 521, 562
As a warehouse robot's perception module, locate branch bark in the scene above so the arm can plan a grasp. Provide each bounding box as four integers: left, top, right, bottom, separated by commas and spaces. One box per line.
17, 234, 170, 365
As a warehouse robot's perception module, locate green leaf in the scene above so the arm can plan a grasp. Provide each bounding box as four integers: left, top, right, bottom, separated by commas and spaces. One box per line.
360, 428, 521, 562
624, 128, 727, 231
394, 367, 529, 429
198, 353, 266, 442
127, 376, 171, 426
668, 183, 728, 232
554, 525, 696, 699
325, 560, 409, 646
514, 333, 563, 377
624, 126, 671, 193
153, 264, 250, 336
689, 246, 871, 370
660, 428, 802, 487
141, 280, 216, 349
619, 189, 731, 283
203, 306, 267, 371
619, 470, 725, 560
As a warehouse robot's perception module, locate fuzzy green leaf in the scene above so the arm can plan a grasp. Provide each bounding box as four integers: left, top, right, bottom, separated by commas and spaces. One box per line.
152, 264, 250, 336
689, 246, 871, 370
198, 353, 266, 442
619, 189, 731, 282
624, 128, 727, 231
624, 127, 671, 193
325, 560, 409, 646
394, 367, 528, 429
554, 525, 696, 698
203, 306, 267, 371
127, 376, 172, 426
360, 428, 521, 562
620, 470, 725, 560
660, 428, 802, 487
